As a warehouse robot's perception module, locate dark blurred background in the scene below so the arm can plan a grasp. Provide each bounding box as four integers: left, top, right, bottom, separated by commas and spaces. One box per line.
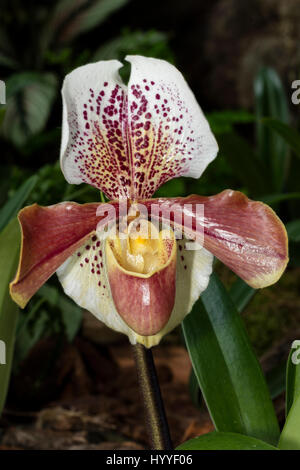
0, 0, 300, 450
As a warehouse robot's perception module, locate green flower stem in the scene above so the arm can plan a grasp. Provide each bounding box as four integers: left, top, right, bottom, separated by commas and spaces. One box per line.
132, 343, 173, 450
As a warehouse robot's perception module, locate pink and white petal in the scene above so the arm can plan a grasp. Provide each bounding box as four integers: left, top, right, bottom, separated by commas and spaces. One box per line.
10, 202, 109, 308
57, 234, 213, 348
125, 55, 218, 198
142, 191, 289, 288
148, 241, 213, 346
56, 232, 136, 341
60, 60, 131, 200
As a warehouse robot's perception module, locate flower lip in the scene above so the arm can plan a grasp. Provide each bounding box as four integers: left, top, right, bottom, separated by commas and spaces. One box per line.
105, 221, 177, 336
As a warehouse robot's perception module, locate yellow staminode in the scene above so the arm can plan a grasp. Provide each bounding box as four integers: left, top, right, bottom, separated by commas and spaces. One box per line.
107, 220, 176, 277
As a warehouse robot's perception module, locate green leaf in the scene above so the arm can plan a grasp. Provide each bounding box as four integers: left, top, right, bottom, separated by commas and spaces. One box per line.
177, 431, 277, 450
42, 0, 129, 47
286, 341, 300, 416
278, 393, 300, 449
289, 242, 300, 267
60, 296, 82, 342
0, 107, 5, 126
92, 29, 171, 62
229, 278, 256, 313
265, 361, 286, 400
182, 273, 280, 445
286, 219, 300, 242
0, 174, 38, 232
188, 278, 256, 410
1, 72, 58, 147
13, 298, 48, 370
0, 28, 18, 70
217, 132, 269, 196
37, 285, 82, 342
260, 192, 300, 205
188, 368, 202, 409
207, 110, 255, 134
154, 178, 185, 198
254, 67, 290, 191
0, 219, 20, 414
262, 118, 300, 160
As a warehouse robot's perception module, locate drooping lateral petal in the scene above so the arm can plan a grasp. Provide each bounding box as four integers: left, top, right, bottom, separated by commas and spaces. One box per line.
10, 201, 118, 308
57, 234, 213, 348
60, 60, 131, 199
60, 57, 218, 200
125, 55, 218, 198
142, 190, 288, 288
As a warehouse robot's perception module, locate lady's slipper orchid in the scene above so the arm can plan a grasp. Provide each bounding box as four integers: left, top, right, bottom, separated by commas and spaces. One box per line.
10, 56, 288, 348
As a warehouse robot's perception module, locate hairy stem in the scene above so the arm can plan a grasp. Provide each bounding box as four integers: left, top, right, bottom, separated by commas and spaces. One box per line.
132, 343, 173, 450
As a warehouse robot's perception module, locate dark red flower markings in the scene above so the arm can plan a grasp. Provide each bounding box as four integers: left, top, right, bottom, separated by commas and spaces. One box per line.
66, 77, 200, 200
77, 234, 106, 292
178, 243, 187, 270
67, 83, 130, 199
128, 79, 196, 199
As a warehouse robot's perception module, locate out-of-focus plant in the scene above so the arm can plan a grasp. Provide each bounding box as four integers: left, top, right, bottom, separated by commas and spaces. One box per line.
0, 0, 130, 147
92, 28, 173, 62
0, 175, 39, 414
0, 172, 84, 415
195, 66, 300, 255
186, 66, 300, 410
0, 0, 175, 150
178, 275, 300, 450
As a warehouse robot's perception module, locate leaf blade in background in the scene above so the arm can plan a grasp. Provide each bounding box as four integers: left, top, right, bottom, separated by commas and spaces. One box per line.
278, 393, 300, 450
229, 278, 256, 313
0, 107, 5, 127
254, 67, 289, 192
1, 72, 58, 147
262, 118, 300, 160
182, 273, 280, 446
0, 174, 38, 232
217, 132, 268, 196
260, 192, 300, 205
286, 219, 300, 242
176, 431, 277, 450
92, 29, 171, 62
188, 278, 256, 410
13, 298, 48, 370
188, 367, 202, 409
207, 110, 255, 134
0, 219, 20, 414
286, 341, 300, 416
42, 0, 129, 47
37, 284, 82, 342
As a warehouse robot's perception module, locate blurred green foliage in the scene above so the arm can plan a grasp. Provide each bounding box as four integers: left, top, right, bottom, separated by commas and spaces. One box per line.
0, 0, 300, 416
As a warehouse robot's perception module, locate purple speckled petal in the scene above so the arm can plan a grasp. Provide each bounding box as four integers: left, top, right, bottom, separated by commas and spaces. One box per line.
60, 60, 130, 199
126, 55, 218, 198
60, 56, 218, 200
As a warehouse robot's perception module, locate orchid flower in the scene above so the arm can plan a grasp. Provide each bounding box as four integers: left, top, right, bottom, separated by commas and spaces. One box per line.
10, 56, 288, 348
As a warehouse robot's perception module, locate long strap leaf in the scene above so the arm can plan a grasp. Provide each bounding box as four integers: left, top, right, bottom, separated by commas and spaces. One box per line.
182, 273, 279, 446
0, 219, 20, 414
